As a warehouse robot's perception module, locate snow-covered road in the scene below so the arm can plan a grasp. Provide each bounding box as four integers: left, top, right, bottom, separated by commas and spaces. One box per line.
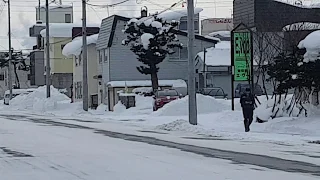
0, 114, 319, 179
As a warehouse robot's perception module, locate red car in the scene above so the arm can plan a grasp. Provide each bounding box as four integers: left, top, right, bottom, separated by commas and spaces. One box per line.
153, 89, 182, 111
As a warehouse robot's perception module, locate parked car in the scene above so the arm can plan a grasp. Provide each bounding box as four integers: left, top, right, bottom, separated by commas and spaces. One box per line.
235, 83, 264, 98
153, 89, 182, 111
199, 87, 228, 99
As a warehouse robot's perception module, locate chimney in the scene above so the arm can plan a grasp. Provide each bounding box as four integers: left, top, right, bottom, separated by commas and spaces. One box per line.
141, 6, 148, 17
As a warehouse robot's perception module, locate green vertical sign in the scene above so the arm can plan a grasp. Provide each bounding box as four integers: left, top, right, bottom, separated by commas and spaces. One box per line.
233, 32, 251, 81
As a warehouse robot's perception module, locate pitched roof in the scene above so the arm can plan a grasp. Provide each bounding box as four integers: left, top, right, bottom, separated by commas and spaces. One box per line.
104, 15, 218, 47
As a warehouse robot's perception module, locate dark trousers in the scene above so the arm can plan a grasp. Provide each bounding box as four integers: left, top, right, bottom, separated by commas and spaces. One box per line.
242, 107, 253, 131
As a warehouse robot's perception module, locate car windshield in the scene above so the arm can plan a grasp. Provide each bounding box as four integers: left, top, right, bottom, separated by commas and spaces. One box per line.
157, 90, 178, 97
203, 89, 224, 96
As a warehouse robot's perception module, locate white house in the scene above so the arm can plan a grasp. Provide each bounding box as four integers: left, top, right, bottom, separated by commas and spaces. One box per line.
36, 4, 73, 23
62, 34, 99, 108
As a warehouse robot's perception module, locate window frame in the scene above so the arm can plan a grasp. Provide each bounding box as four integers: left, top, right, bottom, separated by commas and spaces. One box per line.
104, 49, 108, 63
99, 50, 103, 64
65, 14, 72, 23
169, 46, 188, 61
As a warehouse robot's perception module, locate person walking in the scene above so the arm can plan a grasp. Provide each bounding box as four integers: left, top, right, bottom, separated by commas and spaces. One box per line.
240, 88, 255, 132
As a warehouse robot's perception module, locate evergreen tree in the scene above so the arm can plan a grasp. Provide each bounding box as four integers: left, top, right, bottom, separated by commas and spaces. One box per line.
122, 16, 182, 91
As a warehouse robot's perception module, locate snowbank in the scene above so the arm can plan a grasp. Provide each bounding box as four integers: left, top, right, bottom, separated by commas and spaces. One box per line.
62, 34, 99, 57
298, 30, 320, 62
255, 94, 299, 121
208, 31, 231, 38
107, 79, 187, 88
113, 95, 154, 115
9, 86, 70, 112
153, 94, 230, 116
156, 119, 213, 135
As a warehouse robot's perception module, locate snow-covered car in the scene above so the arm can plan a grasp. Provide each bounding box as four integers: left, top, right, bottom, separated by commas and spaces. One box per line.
3, 88, 36, 105
153, 89, 182, 111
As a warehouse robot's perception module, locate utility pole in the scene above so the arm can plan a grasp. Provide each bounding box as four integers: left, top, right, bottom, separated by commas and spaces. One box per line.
46, 0, 51, 98
187, 0, 197, 125
38, 0, 41, 21
203, 48, 206, 89
5, 0, 13, 100
82, 0, 89, 111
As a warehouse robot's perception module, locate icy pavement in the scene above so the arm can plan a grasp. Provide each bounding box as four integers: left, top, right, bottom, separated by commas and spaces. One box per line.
0, 113, 319, 179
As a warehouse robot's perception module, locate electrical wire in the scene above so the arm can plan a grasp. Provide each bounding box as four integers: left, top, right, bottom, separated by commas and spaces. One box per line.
86, 0, 131, 8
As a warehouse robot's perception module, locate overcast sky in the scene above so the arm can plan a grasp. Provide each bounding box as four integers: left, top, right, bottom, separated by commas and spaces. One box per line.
0, 0, 234, 50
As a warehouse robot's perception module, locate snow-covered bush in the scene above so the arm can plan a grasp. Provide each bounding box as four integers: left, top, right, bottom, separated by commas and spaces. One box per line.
122, 15, 182, 91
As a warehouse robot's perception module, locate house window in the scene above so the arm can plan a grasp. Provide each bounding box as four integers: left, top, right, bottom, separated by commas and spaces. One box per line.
179, 21, 199, 32
104, 49, 108, 62
0, 74, 4, 81
180, 47, 188, 60
27, 74, 31, 80
99, 50, 103, 64
169, 46, 188, 61
169, 47, 180, 59
65, 14, 71, 23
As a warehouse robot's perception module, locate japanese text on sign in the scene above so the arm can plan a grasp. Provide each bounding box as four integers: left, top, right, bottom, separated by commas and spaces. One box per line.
233, 32, 252, 81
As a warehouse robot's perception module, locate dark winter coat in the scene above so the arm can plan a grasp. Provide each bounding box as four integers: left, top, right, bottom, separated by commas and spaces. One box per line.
240, 93, 255, 109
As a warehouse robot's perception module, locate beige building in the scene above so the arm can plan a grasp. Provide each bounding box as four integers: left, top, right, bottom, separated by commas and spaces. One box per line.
62, 34, 99, 108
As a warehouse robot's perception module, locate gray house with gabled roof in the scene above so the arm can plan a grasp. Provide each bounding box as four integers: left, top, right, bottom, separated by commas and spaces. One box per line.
96, 15, 218, 109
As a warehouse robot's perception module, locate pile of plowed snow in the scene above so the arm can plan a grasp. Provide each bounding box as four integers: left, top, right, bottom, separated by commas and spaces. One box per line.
152, 94, 229, 116
9, 86, 70, 112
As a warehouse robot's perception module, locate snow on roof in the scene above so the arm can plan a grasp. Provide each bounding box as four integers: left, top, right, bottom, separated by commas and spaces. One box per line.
107, 79, 187, 88
62, 34, 99, 57
208, 31, 231, 38
38, 4, 73, 10
5, 88, 37, 94
298, 30, 320, 62
204, 35, 221, 42
283, 22, 320, 31
274, 0, 320, 8
197, 41, 230, 66
40, 23, 100, 38
197, 41, 259, 66
157, 7, 203, 22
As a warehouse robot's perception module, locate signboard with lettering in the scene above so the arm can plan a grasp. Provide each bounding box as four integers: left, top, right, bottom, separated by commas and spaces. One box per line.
233, 32, 252, 81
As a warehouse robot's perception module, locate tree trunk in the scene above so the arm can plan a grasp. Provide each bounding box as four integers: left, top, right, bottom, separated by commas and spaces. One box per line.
150, 64, 159, 92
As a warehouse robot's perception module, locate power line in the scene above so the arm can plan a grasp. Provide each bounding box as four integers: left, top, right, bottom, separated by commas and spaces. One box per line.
86, 0, 131, 7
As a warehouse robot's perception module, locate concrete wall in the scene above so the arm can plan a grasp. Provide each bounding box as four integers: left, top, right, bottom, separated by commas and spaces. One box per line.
51, 73, 73, 97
